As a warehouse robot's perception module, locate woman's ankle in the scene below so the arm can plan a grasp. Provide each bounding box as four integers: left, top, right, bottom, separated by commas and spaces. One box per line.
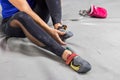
62, 50, 72, 61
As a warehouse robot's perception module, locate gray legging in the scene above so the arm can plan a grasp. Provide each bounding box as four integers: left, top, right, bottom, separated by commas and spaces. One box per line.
0, 0, 65, 57
34, 0, 62, 24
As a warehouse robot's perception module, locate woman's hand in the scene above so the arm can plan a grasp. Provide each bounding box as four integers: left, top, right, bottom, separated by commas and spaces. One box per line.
49, 28, 66, 45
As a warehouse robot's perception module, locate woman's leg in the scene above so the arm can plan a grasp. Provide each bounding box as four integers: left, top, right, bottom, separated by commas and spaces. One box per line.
3, 12, 65, 57
2, 12, 91, 73
45, 0, 62, 26
34, 0, 61, 26
34, 0, 50, 24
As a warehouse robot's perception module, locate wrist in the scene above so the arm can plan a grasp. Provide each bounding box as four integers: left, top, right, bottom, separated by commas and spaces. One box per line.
54, 23, 62, 29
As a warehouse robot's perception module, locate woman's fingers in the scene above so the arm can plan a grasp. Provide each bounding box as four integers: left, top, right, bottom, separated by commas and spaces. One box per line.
57, 30, 65, 35
56, 33, 66, 45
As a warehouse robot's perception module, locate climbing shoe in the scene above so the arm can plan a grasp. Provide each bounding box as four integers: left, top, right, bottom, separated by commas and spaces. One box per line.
66, 53, 91, 73
57, 25, 73, 41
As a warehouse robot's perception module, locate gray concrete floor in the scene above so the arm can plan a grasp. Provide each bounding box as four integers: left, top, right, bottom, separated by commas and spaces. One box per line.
0, 0, 120, 80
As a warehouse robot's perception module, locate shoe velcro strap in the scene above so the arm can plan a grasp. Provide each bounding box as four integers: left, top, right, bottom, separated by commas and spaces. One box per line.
66, 53, 78, 65
62, 25, 67, 30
